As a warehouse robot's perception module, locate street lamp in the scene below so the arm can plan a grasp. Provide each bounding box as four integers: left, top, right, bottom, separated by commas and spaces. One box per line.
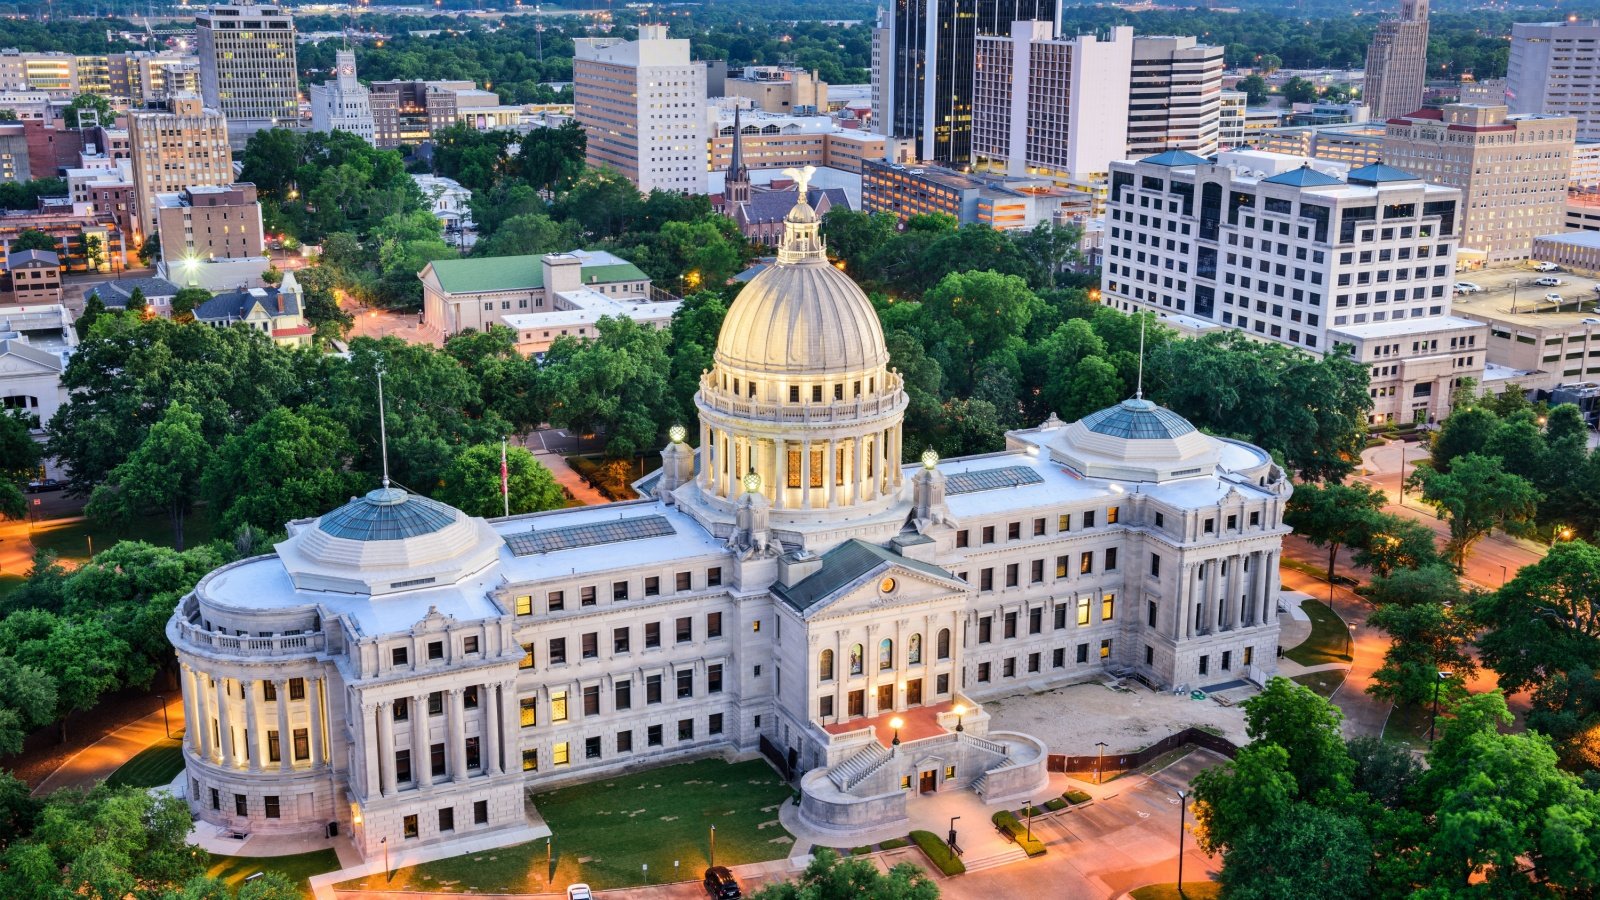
889, 716, 904, 748
1346, 623, 1355, 662
156, 694, 170, 738
1176, 789, 1188, 898
709, 824, 715, 868
952, 703, 965, 733
381, 837, 389, 879
1500, 565, 1508, 587
947, 815, 961, 850
1428, 670, 1452, 743
1095, 741, 1108, 785
1025, 799, 1035, 843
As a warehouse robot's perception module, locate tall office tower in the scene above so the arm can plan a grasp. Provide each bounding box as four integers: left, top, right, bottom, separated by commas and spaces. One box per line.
128, 94, 233, 238
871, 0, 1058, 164
1363, 0, 1430, 120
971, 23, 1134, 180
310, 51, 377, 145
1508, 20, 1600, 141
1126, 36, 1225, 159
195, 1, 300, 139
1383, 104, 1575, 265
574, 24, 709, 195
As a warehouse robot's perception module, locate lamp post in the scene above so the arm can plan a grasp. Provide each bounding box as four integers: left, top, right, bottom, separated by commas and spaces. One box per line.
546, 837, 552, 885
1095, 741, 1108, 785
1398, 444, 1409, 508
1346, 623, 1355, 662
1025, 799, 1035, 844
709, 824, 715, 868
382, 837, 388, 879
1500, 565, 1508, 587
953, 704, 965, 733
1176, 790, 1188, 898
890, 716, 904, 750
947, 815, 960, 850
157, 694, 170, 738
1428, 670, 1451, 743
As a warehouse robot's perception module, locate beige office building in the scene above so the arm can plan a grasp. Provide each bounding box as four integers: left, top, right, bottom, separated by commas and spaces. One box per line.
574, 25, 708, 194
195, 1, 300, 138
1364, 0, 1430, 120
724, 66, 828, 115
154, 183, 265, 262
1384, 104, 1575, 265
1126, 36, 1225, 159
129, 95, 234, 238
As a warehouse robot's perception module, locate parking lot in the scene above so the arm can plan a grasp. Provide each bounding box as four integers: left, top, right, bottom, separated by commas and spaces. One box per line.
1455, 262, 1600, 318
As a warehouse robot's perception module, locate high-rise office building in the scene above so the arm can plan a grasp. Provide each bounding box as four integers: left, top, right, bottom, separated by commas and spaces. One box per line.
310, 51, 377, 145
871, 0, 1057, 165
1384, 104, 1574, 264
1363, 0, 1430, 120
195, 1, 300, 139
129, 94, 233, 238
1508, 19, 1600, 141
1126, 36, 1225, 159
574, 25, 708, 194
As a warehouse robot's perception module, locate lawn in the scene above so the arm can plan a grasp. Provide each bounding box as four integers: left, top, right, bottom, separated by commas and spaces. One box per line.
338, 757, 795, 894
1291, 670, 1348, 699
206, 848, 340, 898
1284, 598, 1351, 667
106, 736, 184, 789
1130, 882, 1222, 900
27, 512, 216, 563
1382, 699, 1438, 752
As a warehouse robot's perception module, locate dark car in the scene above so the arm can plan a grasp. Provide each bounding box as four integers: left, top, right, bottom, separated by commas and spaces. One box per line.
24, 478, 62, 493
703, 866, 742, 899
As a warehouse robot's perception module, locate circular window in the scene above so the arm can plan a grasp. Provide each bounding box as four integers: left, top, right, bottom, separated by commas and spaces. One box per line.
879, 576, 897, 593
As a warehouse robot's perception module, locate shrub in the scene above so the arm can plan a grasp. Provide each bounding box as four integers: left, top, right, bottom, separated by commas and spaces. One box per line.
1064, 789, 1092, 804
1045, 797, 1069, 811
850, 846, 872, 855
878, 837, 909, 850
910, 830, 966, 875
992, 810, 1048, 857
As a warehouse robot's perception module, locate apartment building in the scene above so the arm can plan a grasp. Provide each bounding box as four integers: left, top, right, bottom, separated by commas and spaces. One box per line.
574, 25, 708, 194
128, 94, 233, 237
1508, 19, 1600, 141
1126, 36, 1225, 159
1258, 121, 1387, 166
2, 250, 61, 305
706, 109, 887, 175
724, 66, 828, 115
863, 159, 1089, 229
369, 80, 479, 148
310, 51, 377, 145
1383, 104, 1574, 265
1101, 149, 1478, 423
195, 1, 300, 138
1364, 0, 1430, 120
154, 184, 264, 263
0, 124, 29, 183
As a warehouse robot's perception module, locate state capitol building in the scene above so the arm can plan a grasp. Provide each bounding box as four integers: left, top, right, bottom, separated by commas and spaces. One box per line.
167, 187, 1292, 861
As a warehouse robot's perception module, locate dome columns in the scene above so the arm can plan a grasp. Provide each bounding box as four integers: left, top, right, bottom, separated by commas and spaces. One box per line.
698, 419, 904, 513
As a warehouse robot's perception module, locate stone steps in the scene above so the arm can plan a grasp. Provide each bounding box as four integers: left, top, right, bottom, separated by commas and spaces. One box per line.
961, 845, 1028, 873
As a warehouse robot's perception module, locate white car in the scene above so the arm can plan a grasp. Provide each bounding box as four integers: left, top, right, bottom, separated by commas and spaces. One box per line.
1534, 262, 1561, 272
1453, 282, 1481, 294
567, 885, 593, 900
1545, 293, 1565, 304
1535, 276, 1565, 287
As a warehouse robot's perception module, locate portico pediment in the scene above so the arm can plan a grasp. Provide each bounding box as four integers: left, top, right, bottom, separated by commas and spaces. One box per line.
774, 539, 970, 621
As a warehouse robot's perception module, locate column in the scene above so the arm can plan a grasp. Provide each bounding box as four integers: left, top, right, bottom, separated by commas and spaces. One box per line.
892, 425, 903, 486
448, 687, 467, 783
801, 439, 812, 508
309, 678, 325, 768
361, 703, 380, 798
824, 440, 837, 507
411, 692, 431, 790
181, 666, 201, 755
1205, 559, 1222, 635
853, 436, 865, 505
196, 670, 215, 760
1224, 555, 1242, 633
501, 679, 519, 775
377, 699, 396, 796
215, 676, 236, 769
1173, 564, 1192, 641
1264, 550, 1280, 624
699, 421, 712, 490
275, 679, 292, 772
483, 683, 500, 776
242, 679, 261, 772
774, 439, 787, 509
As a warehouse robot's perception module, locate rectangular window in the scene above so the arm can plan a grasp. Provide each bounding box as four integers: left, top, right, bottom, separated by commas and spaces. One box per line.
1107, 506, 1119, 524
582, 632, 598, 659
1077, 597, 1091, 626
1148, 601, 1158, 628
293, 728, 308, 761
676, 617, 692, 643
428, 692, 443, 716
289, 678, 305, 700
1080, 552, 1093, 575
614, 627, 630, 654
516, 595, 533, 615
709, 713, 724, 735
617, 730, 633, 753
1083, 511, 1096, 529
1056, 556, 1068, 578
520, 643, 534, 669
1150, 554, 1162, 577
1100, 639, 1112, 659
553, 742, 570, 766
1102, 594, 1116, 621
677, 669, 694, 699
583, 684, 600, 716
676, 572, 691, 592
1033, 517, 1046, 536
1199, 655, 1210, 676
1030, 559, 1044, 584
210, 789, 220, 811
708, 664, 723, 693
581, 586, 596, 606
396, 748, 412, 783
464, 686, 479, 709
977, 662, 991, 683
678, 718, 694, 741
1029, 607, 1042, 635
982, 525, 995, 544
980, 568, 993, 591
427, 642, 443, 661
549, 637, 567, 665
262, 795, 279, 819
613, 581, 629, 601
267, 730, 280, 763
235, 794, 247, 816
937, 673, 949, 695
645, 622, 661, 648
1004, 611, 1018, 639
647, 724, 663, 746
463, 636, 479, 655
474, 800, 488, 825
390, 647, 408, 667
1005, 563, 1019, 588
647, 674, 663, 704
1077, 643, 1089, 664
1008, 522, 1021, 540
520, 697, 537, 727
707, 567, 722, 586
522, 749, 538, 772
585, 736, 602, 760
1053, 648, 1065, 668
1054, 604, 1067, 629
978, 616, 992, 643
1028, 652, 1040, 673
644, 576, 660, 597
394, 698, 410, 721
551, 690, 568, 722
820, 695, 835, 718
1003, 657, 1016, 678
707, 612, 722, 638
431, 743, 446, 776
956, 530, 969, 548
1222, 650, 1232, 671
1105, 548, 1118, 571
465, 737, 480, 770
403, 814, 418, 838
615, 679, 632, 710
548, 590, 564, 611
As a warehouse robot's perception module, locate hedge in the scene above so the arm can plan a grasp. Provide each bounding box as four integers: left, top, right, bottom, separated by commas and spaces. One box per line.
878, 837, 910, 851
1044, 797, 1069, 812
1064, 789, 1092, 804
910, 830, 967, 875
992, 810, 1048, 857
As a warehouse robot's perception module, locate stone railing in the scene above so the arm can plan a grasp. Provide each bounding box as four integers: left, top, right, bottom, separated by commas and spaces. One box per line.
175, 620, 326, 657
698, 372, 904, 424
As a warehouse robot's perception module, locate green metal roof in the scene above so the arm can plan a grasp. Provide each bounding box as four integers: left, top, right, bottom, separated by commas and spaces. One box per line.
773, 539, 966, 613
318, 488, 458, 542
427, 255, 649, 295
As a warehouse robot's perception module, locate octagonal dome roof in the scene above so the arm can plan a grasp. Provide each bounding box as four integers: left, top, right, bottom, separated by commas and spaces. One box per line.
318, 487, 458, 542
1048, 398, 1220, 482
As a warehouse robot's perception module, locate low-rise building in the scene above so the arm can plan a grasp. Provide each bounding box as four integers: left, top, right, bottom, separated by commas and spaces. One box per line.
0, 303, 75, 438
309, 51, 377, 145
192, 271, 312, 347
2, 249, 61, 305
723, 65, 827, 115
97, 274, 178, 315
1327, 316, 1489, 425
155, 183, 265, 262
1532, 230, 1600, 270
418, 250, 663, 345
0, 203, 128, 273
862, 160, 1087, 230
1257, 121, 1386, 165
413, 175, 472, 231
1451, 285, 1600, 392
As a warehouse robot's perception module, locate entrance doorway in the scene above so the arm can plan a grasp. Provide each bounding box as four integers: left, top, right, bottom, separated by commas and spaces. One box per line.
919, 770, 936, 793
876, 684, 894, 714
906, 678, 923, 706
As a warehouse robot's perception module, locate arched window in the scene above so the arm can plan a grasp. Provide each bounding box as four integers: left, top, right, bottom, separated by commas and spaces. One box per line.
908, 633, 922, 665
937, 628, 951, 660
849, 644, 863, 676
878, 638, 894, 670
819, 649, 834, 681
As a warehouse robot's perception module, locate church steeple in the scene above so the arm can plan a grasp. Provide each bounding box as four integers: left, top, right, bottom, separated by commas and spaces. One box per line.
726, 104, 751, 207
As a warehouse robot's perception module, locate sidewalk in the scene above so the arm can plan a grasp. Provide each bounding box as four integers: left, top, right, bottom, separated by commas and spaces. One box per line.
32, 701, 186, 796
1276, 566, 1391, 739
530, 450, 610, 506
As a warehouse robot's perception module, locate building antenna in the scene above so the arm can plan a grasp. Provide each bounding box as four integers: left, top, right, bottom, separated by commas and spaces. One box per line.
377, 364, 391, 489
1136, 316, 1146, 401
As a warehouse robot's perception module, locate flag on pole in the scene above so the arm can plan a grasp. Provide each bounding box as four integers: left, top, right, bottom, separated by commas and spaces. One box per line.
501, 438, 510, 517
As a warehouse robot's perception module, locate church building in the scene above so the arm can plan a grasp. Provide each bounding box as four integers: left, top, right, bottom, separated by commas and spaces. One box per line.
167, 183, 1291, 859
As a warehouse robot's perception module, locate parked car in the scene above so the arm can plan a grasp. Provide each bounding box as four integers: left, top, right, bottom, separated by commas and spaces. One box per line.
704, 866, 743, 899
1545, 293, 1565, 304
24, 478, 62, 493
1453, 282, 1482, 294
1535, 276, 1565, 287
1534, 262, 1561, 272
566, 885, 593, 900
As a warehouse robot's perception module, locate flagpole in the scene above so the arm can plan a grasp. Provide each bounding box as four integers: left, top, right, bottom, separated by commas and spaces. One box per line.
501, 437, 510, 517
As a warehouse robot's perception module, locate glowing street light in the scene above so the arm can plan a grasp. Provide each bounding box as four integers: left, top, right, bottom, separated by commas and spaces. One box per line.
889, 716, 904, 748
952, 703, 965, 733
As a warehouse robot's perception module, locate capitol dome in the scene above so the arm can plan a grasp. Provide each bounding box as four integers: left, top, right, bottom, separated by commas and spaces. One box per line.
1047, 398, 1221, 482
714, 180, 888, 378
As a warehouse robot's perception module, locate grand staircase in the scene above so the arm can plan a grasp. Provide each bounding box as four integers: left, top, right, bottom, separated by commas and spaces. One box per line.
827, 742, 893, 792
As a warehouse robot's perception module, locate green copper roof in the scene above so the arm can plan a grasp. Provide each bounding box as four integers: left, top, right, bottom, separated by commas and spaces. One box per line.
426, 255, 649, 294
318, 488, 459, 542
773, 539, 965, 613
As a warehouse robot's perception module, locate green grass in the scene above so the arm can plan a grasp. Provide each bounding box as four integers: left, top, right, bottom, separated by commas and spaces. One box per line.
338, 757, 793, 893
1130, 882, 1222, 900
1382, 699, 1437, 752
910, 830, 965, 875
1284, 598, 1351, 667
106, 736, 184, 788
1291, 670, 1348, 699
991, 810, 1046, 857
206, 848, 340, 898
27, 512, 217, 562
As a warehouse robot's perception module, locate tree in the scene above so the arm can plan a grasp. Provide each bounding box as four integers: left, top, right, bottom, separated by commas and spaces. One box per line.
748, 848, 939, 900
80, 234, 103, 273
0, 410, 38, 519
1346, 735, 1421, 808
74, 292, 107, 342
539, 316, 673, 459
124, 286, 147, 315
1284, 481, 1386, 586
10, 230, 55, 253
0, 772, 39, 850
137, 230, 161, 267
61, 93, 112, 129
1242, 677, 1354, 800
236, 871, 303, 900
554, 168, 643, 240
1215, 804, 1373, 900
0, 784, 206, 898
470, 212, 578, 258
513, 120, 586, 192
0, 612, 127, 741
1281, 76, 1319, 104
1238, 74, 1270, 104
171, 287, 211, 323
435, 442, 565, 517
1411, 452, 1540, 570
1366, 571, 1477, 708
203, 407, 367, 535
1015, 220, 1083, 290
919, 270, 1041, 388
85, 402, 213, 550
1351, 514, 1440, 576
294, 266, 353, 341
665, 292, 728, 427
1429, 404, 1499, 473
1191, 742, 1297, 854
0, 656, 56, 757
820, 207, 898, 273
